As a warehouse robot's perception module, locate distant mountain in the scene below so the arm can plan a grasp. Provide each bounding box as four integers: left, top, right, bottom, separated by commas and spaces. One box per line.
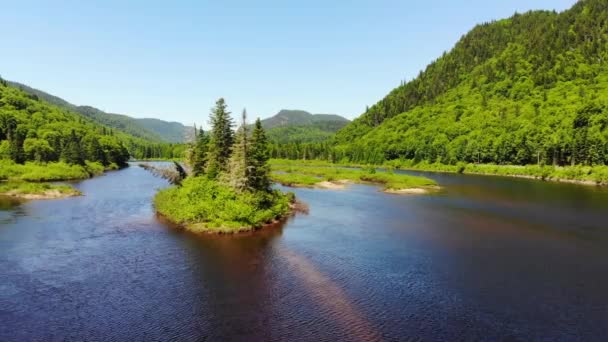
260, 110, 350, 144
261, 109, 349, 129
7, 81, 191, 143
133, 118, 190, 144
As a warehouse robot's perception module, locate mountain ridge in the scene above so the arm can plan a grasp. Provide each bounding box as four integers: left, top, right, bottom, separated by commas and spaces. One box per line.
260, 109, 350, 144
7, 81, 190, 143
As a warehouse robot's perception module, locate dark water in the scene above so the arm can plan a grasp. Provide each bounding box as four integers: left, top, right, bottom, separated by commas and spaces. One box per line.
2, 164, 608, 341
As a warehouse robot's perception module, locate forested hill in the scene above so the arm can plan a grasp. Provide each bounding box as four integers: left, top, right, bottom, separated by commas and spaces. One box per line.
0, 79, 184, 164
334, 0, 608, 166
262, 109, 350, 143
8, 81, 191, 143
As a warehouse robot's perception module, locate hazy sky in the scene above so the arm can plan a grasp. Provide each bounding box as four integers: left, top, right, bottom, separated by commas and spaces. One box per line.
2, 0, 575, 126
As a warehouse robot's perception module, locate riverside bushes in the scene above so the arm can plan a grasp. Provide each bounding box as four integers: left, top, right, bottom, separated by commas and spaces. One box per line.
0, 181, 80, 197
154, 176, 291, 233
0, 160, 112, 181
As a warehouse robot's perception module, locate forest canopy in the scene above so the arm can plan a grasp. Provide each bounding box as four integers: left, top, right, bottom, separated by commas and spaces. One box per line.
0, 78, 184, 168
275, 0, 608, 167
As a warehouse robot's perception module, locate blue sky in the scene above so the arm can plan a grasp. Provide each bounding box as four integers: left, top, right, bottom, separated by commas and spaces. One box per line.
2, 0, 575, 127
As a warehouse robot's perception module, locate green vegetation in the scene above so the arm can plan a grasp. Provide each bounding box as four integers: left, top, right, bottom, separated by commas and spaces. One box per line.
156, 99, 293, 233
0, 78, 187, 198
154, 177, 290, 233
261, 110, 349, 130
0, 160, 113, 182
267, 126, 335, 144
270, 164, 437, 191
270, 158, 608, 185
8, 81, 192, 143
0, 181, 81, 199
384, 159, 608, 185
133, 118, 191, 144
272, 1, 608, 177
260, 109, 350, 144
270, 172, 321, 187
0, 79, 133, 167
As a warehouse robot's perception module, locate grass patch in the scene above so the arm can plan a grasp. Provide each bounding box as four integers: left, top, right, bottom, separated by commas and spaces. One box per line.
0, 160, 117, 182
270, 172, 322, 187
271, 158, 608, 185
154, 176, 292, 233
270, 164, 436, 190
0, 181, 81, 198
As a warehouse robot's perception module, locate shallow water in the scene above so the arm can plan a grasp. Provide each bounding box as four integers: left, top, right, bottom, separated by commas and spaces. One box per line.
2, 163, 608, 341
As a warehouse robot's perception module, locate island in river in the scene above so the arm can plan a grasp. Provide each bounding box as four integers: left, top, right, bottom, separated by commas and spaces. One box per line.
150, 99, 439, 234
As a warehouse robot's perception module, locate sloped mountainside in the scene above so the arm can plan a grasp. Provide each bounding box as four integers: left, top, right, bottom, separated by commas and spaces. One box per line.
7, 81, 190, 143
262, 109, 349, 143
335, 0, 608, 166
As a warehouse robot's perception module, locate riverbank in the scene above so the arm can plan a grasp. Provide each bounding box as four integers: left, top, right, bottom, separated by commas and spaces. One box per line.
154, 176, 295, 234
0, 160, 120, 182
270, 164, 438, 194
270, 159, 608, 186
0, 182, 81, 199
0, 160, 122, 199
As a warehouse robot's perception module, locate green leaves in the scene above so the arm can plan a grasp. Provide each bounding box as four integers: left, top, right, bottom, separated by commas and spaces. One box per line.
154, 176, 291, 233
324, 0, 608, 167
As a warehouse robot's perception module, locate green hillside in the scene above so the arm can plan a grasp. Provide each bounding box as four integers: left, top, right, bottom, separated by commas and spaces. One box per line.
262, 109, 349, 143
332, 0, 608, 166
0, 78, 184, 167
8, 81, 190, 143
0, 78, 130, 167
135, 118, 189, 143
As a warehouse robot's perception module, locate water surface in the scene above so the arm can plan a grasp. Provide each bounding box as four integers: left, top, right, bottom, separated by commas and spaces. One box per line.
2, 164, 608, 341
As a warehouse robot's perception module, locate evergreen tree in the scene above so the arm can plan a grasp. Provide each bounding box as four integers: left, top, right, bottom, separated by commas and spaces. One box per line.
83, 135, 105, 164
191, 127, 209, 176
1, 115, 25, 164
8, 128, 25, 164
249, 118, 271, 192
62, 130, 85, 165
225, 109, 250, 192
206, 98, 234, 178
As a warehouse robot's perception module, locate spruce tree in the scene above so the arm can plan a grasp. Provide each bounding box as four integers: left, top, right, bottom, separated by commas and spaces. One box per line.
62, 130, 85, 165
249, 118, 271, 192
2, 115, 25, 164
191, 127, 209, 176
225, 109, 250, 192
206, 98, 234, 178
8, 130, 25, 164
84, 136, 105, 164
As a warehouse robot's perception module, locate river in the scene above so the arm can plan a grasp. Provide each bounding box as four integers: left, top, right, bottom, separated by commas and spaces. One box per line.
1, 163, 608, 341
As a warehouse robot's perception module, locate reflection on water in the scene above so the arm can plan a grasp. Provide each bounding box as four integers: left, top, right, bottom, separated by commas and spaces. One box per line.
1, 163, 608, 341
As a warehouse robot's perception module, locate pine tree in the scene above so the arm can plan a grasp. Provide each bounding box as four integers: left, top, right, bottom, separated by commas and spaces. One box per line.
249, 118, 271, 192
191, 127, 209, 176
8, 129, 25, 164
225, 109, 250, 192
1, 115, 25, 164
206, 98, 234, 178
62, 130, 85, 165
84, 136, 105, 164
